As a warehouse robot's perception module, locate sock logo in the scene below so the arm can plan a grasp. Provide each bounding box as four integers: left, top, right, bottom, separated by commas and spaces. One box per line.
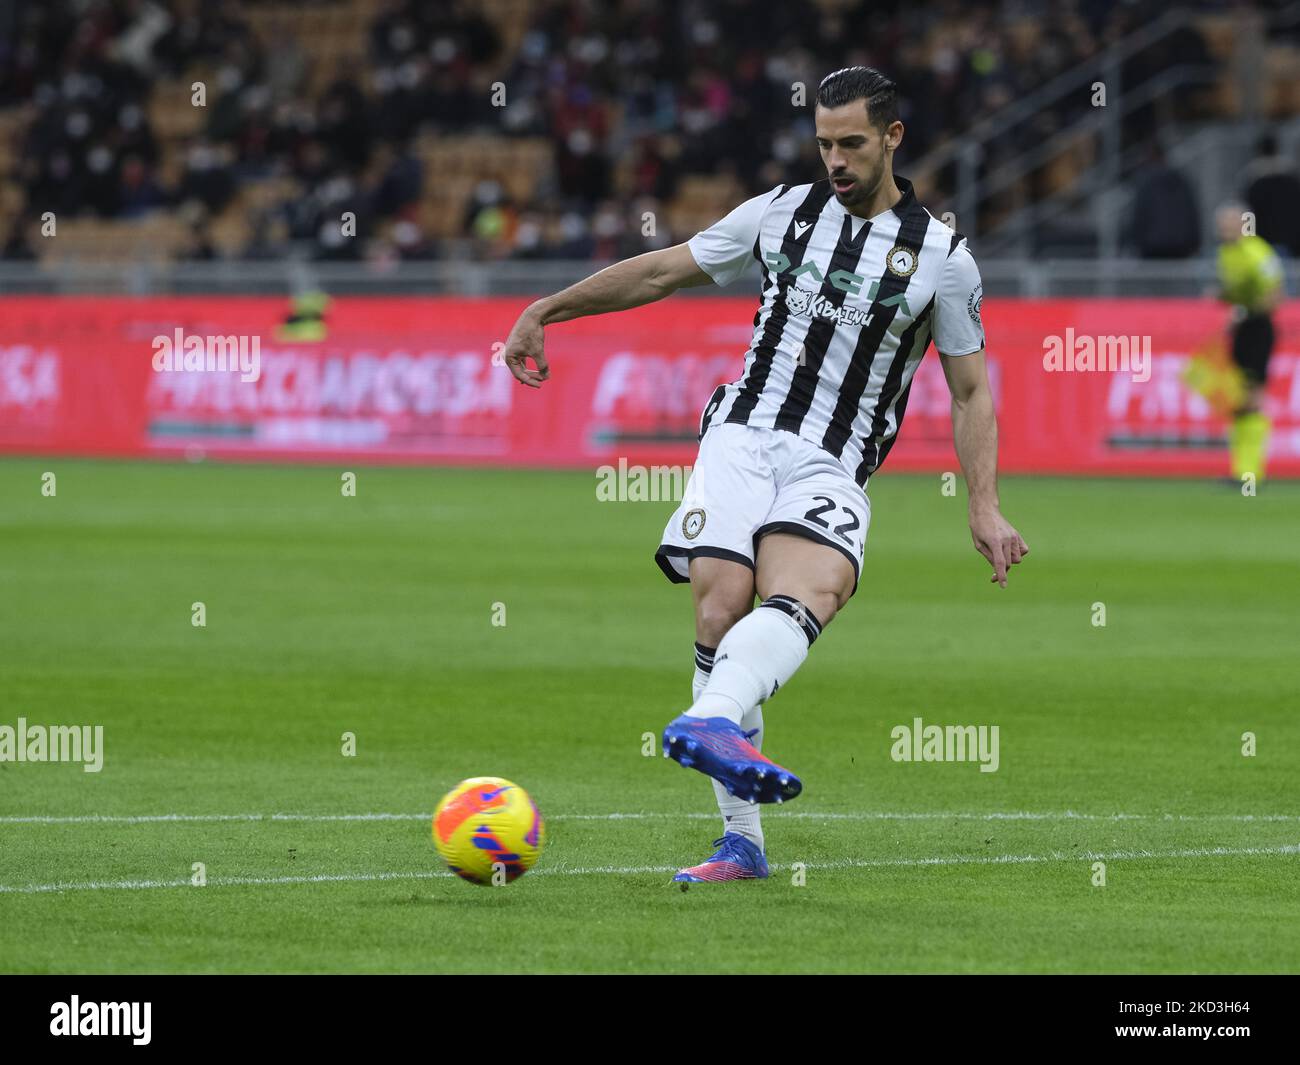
759, 595, 821, 645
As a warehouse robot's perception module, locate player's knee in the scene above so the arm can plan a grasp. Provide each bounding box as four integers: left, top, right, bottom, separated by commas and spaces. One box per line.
764, 589, 840, 631
758, 573, 852, 629
695, 592, 751, 646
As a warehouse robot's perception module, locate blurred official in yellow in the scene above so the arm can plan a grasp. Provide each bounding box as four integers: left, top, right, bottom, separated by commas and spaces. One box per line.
1215, 204, 1284, 483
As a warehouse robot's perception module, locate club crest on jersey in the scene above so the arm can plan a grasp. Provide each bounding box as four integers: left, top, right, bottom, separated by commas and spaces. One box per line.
682, 508, 706, 539
886, 244, 918, 277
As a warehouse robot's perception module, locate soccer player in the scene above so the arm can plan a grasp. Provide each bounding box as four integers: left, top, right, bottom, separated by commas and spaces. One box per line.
501, 67, 1028, 883
1214, 203, 1284, 484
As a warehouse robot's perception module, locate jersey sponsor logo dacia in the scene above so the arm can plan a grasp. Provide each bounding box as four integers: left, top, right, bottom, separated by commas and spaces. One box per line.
763, 250, 912, 315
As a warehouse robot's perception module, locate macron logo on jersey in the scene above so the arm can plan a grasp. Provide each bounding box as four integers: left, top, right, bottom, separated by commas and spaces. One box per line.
793, 220, 813, 239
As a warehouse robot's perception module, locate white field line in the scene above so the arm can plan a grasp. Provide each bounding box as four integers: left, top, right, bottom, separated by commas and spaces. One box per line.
3, 810, 1300, 826
1, 844, 1297, 895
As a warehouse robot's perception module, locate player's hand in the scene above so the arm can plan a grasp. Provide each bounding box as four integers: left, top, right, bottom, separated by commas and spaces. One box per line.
502, 305, 551, 388
969, 506, 1028, 588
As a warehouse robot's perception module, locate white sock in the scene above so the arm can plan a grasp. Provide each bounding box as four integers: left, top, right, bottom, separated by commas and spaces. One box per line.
694, 642, 765, 850
713, 703, 765, 849
691, 641, 714, 704
686, 596, 821, 723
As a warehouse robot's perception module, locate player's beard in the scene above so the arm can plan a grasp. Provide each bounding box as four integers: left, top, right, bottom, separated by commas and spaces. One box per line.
831, 148, 886, 208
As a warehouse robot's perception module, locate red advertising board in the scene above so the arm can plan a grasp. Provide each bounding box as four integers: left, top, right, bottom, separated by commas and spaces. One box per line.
1, 296, 1297, 475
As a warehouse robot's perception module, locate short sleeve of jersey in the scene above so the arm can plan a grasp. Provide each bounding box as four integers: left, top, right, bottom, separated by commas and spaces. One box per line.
933, 240, 985, 356
687, 187, 781, 287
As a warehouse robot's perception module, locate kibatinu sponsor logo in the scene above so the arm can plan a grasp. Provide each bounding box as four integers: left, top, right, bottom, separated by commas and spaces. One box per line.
0, 717, 104, 772
890, 716, 999, 773
783, 286, 873, 327
50, 996, 151, 1045
151, 327, 261, 383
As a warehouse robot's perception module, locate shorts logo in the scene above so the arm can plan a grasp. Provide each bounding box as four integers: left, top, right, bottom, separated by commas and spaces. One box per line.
968, 283, 983, 325
682, 508, 706, 540
886, 245, 917, 277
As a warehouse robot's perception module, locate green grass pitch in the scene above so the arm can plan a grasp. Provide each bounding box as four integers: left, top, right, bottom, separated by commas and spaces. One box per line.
1, 458, 1297, 973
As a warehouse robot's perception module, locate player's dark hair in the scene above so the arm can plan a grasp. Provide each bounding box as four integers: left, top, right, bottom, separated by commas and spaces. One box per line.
816, 66, 899, 131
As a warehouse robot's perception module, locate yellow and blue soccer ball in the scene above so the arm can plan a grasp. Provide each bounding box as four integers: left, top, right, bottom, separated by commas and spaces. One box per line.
432, 777, 545, 885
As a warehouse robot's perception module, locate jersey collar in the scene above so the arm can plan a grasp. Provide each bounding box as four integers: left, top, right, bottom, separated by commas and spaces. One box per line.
891, 175, 918, 217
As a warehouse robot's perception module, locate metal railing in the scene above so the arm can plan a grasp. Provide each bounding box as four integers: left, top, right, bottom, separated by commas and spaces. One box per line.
905, 7, 1261, 254
0, 256, 1252, 299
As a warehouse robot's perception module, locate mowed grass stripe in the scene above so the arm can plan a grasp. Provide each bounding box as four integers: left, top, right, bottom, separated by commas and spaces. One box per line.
3, 810, 1300, 825
2, 461, 1297, 972
4, 843, 1298, 895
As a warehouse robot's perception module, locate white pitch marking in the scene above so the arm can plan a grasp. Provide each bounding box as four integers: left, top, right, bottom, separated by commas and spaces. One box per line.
0, 844, 1297, 895
0, 870, 453, 894
3, 810, 1300, 825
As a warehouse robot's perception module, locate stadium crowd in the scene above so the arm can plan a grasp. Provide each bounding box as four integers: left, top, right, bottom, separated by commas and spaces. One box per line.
0, 0, 1297, 264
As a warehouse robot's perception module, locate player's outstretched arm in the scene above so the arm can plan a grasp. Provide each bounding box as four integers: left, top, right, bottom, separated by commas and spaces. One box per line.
501, 243, 712, 388
939, 349, 1029, 588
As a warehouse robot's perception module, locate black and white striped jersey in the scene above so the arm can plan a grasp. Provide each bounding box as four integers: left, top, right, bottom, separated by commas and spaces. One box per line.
687, 175, 984, 486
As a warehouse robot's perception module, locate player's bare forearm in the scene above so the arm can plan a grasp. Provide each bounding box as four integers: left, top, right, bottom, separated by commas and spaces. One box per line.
951, 381, 999, 514
502, 244, 710, 387
940, 350, 1029, 586
534, 248, 703, 324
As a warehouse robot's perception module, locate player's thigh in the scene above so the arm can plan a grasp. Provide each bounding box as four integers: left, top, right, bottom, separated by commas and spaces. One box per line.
688, 554, 755, 646
753, 452, 867, 627
754, 532, 855, 629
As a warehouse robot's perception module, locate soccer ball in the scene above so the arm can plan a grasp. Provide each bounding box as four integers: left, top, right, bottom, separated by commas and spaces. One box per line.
432, 777, 545, 885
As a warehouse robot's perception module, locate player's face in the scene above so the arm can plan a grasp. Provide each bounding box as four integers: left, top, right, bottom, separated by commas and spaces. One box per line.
1216, 207, 1244, 243
814, 103, 901, 208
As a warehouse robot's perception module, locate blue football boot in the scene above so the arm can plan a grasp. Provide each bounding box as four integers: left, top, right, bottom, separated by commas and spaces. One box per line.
673, 832, 770, 883
662, 714, 802, 804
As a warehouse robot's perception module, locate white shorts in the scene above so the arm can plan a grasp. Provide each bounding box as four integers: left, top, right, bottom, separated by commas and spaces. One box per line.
655, 423, 870, 594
